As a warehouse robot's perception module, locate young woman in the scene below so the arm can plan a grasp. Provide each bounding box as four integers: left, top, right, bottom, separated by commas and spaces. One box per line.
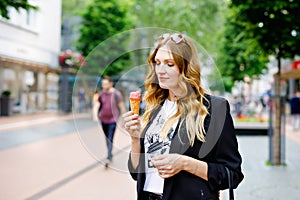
123, 33, 243, 200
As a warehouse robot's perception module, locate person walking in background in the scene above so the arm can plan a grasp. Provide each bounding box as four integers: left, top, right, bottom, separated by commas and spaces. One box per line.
98, 76, 126, 167
122, 33, 243, 199
77, 87, 86, 113
92, 90, 100, 122
290, 90, 300, 130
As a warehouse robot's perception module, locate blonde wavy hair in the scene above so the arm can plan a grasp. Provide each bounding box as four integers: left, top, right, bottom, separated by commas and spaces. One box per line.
141, 33, 209, 146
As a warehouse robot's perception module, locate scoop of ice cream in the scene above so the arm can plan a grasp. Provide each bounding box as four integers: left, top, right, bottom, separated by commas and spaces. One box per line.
129, 91, 141, 100
129, 91, 141, 115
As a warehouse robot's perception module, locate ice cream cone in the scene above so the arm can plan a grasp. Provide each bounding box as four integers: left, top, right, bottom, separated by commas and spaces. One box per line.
129, 91, 141, 114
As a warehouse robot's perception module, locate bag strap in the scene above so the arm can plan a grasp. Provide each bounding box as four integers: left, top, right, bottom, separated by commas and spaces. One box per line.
225, 166, 234, 200
113, 90, 122, 113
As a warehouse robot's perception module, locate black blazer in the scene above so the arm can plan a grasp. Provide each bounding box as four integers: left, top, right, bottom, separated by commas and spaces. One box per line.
128, 95, 244, 200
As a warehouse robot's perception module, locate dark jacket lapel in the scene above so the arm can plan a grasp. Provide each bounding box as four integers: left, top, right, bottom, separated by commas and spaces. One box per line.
169, 117, 190, 155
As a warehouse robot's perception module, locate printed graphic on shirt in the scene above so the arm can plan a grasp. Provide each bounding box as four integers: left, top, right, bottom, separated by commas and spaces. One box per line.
145, 112, 176, 169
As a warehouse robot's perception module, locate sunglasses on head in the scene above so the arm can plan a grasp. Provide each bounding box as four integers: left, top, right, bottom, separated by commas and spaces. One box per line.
158, 33, 185, 44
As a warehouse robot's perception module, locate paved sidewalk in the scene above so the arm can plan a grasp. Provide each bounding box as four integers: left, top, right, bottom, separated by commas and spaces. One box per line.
0, 111, 67, 124
0, 111, 90, 131
232, 125, 300, 200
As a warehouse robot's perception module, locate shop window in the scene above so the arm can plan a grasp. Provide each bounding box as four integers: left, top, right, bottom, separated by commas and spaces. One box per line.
1, 3, 37, 32
3, 68, 16, 91
25, 71, 35, 87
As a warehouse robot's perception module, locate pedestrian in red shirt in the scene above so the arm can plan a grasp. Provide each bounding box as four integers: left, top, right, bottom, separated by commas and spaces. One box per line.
98, 76, 126, 167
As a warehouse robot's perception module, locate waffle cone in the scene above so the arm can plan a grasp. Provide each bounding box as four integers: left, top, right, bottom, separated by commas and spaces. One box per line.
130, 98, 140, 114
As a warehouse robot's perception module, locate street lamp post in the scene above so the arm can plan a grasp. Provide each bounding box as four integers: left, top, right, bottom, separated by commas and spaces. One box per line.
58, 50, 84, 113
60, 65, 70, 113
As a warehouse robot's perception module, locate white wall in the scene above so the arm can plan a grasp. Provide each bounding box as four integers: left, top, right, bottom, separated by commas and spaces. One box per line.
0, 0, 62, 68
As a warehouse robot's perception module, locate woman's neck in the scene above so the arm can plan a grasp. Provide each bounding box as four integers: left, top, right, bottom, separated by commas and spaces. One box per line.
168, 89, 182, 101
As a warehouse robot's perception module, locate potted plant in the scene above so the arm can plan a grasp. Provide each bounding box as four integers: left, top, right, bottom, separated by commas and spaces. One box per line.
0, 90, 14, 116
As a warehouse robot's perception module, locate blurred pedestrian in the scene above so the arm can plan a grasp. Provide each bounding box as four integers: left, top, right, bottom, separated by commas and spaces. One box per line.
92, 89, 100, 122
290, 90, 300, 130
123, 33, 244, 199
98, 76, 126, 167
78, 88, 86, 113
234, 96, 242, 118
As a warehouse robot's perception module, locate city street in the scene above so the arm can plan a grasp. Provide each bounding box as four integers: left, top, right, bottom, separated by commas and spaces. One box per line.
0, 112, 300, 200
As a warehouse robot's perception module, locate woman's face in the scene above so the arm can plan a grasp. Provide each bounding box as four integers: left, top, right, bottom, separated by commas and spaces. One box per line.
154, 46, 180, 91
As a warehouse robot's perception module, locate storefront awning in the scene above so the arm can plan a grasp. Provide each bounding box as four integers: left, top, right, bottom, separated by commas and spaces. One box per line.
280, 60, 300, 79
0, 56, 60, 74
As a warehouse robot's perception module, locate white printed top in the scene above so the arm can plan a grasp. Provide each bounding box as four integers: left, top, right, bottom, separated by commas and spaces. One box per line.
143, 99, 178, 194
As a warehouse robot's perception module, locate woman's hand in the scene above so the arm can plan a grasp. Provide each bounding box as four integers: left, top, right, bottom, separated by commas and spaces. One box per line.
122, 111, 141, 169
152, 154, 208, 180
151, 153, 184, 178
122, 111, 141, 139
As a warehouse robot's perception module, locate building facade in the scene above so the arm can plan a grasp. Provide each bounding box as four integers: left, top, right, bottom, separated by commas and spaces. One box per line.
0, 0, 62, 114
281, 59, 300, 98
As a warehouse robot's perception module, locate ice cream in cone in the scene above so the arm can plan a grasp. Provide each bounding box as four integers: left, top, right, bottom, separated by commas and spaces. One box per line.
129, 91, 141, 114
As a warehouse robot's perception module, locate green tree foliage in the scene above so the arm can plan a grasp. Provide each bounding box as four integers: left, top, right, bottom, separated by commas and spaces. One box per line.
217, 0, 300, 91
76, 0, 133, 76
131, 0, 223, 54
62, 0, 92, 18
229, 0, 300, 73
217, 8, 269, 91
74, 0, 227, 87
0, 0, 37, 19
129, 0, 226, 93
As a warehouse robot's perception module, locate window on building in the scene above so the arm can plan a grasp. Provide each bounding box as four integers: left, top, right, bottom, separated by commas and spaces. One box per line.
1, 2, 37, 31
